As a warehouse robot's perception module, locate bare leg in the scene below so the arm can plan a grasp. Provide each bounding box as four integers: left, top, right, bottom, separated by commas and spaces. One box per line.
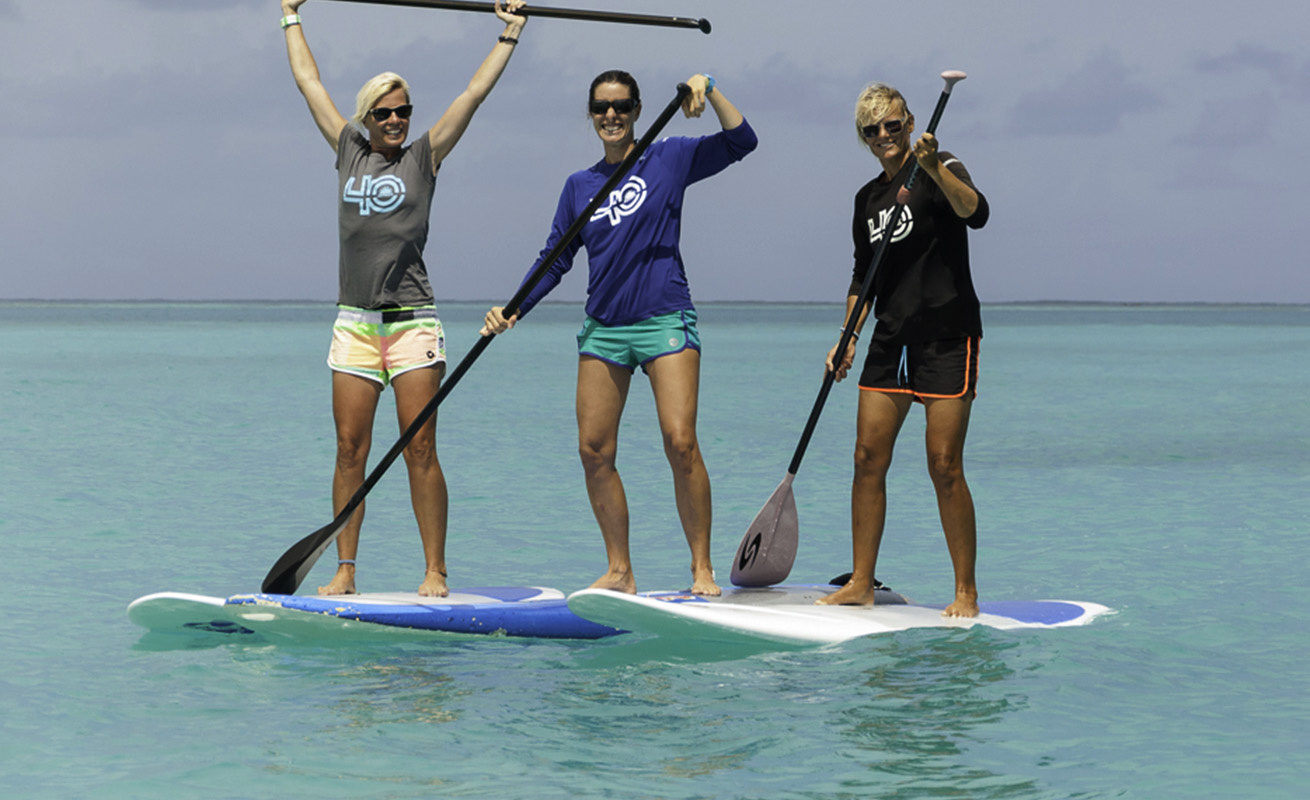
321, 371, 383, 595
819, 390, 912, 605
392, 365, 450, 597
923, 396, 979, 617
577, 357, 636, 593
646, 349, 718, 595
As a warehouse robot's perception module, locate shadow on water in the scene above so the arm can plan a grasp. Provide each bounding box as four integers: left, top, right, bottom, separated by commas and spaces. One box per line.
126, 615, 1086, 798
818, 627, 1050, 799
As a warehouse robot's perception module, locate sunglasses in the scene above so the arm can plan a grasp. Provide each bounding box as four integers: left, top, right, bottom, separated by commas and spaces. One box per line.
589, 98, 638, 115
860, 117, 906, 138
369, 104, 413, 122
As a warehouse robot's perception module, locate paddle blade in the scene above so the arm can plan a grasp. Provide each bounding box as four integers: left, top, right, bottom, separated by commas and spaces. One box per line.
261, 518, 346, 595
730, 474, 798, 587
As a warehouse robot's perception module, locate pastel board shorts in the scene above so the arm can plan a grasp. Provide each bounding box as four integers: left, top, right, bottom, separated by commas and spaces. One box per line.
328, 305, 446, 387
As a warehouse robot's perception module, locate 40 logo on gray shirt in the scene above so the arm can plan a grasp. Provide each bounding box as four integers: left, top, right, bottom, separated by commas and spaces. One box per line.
343, 174, 406, 216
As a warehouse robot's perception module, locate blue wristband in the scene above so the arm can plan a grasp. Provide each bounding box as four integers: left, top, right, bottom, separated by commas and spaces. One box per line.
703, 74, 716, 94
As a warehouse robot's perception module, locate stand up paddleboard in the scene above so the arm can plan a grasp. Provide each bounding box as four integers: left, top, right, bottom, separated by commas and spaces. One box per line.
567, 584, 1111, 647
128, 586, 621, 641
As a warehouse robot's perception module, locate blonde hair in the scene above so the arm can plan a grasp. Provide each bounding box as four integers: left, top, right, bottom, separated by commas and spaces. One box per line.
854, 83, 911, 150
352, 72, 411, 126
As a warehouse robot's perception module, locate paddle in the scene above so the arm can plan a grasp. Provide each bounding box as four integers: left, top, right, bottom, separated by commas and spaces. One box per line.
322, 0, 711, 33
730, 70, 968, 588
262, 84, 693, 595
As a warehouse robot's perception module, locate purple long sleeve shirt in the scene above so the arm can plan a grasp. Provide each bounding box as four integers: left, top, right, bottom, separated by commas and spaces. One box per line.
516, 119, 757, 326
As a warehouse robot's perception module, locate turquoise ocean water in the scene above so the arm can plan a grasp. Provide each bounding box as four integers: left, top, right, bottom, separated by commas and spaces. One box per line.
1, 301, 1306, 799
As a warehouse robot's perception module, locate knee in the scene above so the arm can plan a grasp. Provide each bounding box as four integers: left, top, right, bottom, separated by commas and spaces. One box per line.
578, 438, 616, 475
926, 450, 966, 490
661, 428, 700, 471
402, 435, 439, 469
853, 440, 891, 480
335, 435, 370, 472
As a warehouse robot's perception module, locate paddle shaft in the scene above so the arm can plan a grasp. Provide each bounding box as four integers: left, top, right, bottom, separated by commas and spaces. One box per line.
262, 84, 692, 594
321, 0, 711, 32
785, 72, 966, 476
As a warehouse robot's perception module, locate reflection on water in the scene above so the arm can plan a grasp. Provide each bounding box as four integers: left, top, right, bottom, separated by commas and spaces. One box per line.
827, 629, 1045, 798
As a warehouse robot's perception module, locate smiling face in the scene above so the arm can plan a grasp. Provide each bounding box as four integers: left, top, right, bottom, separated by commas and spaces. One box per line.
590, 81, 640, 152
363, 86, 411, 155
861, 100, 914, 165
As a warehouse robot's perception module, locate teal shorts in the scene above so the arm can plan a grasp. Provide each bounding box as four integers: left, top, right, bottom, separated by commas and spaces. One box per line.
576, 310, 701, 372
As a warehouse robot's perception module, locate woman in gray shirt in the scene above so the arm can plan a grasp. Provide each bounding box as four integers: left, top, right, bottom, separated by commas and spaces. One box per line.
280, 0, 526, 596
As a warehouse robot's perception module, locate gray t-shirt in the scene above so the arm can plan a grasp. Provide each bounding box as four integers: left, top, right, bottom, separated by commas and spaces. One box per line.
335, 127, 438, 308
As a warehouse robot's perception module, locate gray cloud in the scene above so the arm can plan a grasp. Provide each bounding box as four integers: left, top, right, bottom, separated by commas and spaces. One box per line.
1197, 44, 1310, 102
131, 0, 263, 9
1007, 50, 1161, 136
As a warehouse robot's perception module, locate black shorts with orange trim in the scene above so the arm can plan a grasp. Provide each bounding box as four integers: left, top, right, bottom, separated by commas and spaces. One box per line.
858, 334, 980, 402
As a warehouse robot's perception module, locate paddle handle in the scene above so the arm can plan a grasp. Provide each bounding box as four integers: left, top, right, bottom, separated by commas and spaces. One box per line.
261, 84, 692, 594
321, 0, 711, 32
787, 71, 967, 478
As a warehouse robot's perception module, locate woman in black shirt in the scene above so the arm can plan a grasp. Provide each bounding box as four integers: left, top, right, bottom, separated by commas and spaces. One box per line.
819, 82, 989, 617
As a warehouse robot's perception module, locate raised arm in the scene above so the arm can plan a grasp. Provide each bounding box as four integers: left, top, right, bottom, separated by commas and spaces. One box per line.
912, 133, 979, 219
681, 74, 745, 130
426, 0, 527, 169
281, 0, 348, 151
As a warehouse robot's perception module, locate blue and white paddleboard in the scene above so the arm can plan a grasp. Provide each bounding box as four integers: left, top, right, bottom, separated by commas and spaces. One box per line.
128, 586, 621, 640
567, 584, 1111, 647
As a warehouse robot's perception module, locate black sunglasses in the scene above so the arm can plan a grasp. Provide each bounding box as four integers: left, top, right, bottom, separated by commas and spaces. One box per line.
861, 117, 906, 138
589, 98, 638, 115
369, 104, 413, 122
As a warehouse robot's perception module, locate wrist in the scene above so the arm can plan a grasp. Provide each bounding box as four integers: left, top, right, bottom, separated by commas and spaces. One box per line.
702, 73, 716, 94
280, 13, 301, 29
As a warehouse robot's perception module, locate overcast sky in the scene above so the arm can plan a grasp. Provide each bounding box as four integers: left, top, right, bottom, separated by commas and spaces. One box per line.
3, 0, 1308, 303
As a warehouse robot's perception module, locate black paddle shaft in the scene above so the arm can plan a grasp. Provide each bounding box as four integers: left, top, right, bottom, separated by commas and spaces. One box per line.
262, 84, 692, 594
785, 73, 966, 476
322, 0, 711, 33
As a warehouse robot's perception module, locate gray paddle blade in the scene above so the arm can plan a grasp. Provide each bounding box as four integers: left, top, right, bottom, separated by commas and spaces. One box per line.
730, 473, 798, 587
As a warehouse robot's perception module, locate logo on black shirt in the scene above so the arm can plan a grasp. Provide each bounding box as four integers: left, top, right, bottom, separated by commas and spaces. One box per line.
868, 205, 913, 245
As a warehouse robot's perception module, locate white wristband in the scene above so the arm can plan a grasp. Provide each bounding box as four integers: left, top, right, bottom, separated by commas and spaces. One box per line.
280, 14, 301, 29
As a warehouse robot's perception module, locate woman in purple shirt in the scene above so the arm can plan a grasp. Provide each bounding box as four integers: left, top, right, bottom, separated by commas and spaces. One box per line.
484, 71, 756, 595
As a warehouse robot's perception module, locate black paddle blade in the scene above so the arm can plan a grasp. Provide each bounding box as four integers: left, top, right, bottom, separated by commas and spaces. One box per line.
730, 474, 798, 587
261, 517, 347, 595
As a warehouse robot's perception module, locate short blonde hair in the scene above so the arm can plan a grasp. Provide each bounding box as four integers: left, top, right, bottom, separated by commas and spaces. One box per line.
854, 83, 911, 150
352, 72, 411, 126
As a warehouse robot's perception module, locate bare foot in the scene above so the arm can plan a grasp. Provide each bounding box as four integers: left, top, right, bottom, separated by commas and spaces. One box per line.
589, 569, 636, 594
941, 592, 979, 618
816, 580, 880, 606
418, 569, 449, 597
317, 566, 356, 596
690, 565, 720, 596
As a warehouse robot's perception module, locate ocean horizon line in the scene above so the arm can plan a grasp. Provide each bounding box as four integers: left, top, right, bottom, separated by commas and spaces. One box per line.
2, 298, 1307, 310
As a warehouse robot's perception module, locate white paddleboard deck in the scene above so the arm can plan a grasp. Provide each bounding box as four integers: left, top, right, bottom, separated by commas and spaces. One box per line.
567, 584, 1111, 646
128, 586, 620, 640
